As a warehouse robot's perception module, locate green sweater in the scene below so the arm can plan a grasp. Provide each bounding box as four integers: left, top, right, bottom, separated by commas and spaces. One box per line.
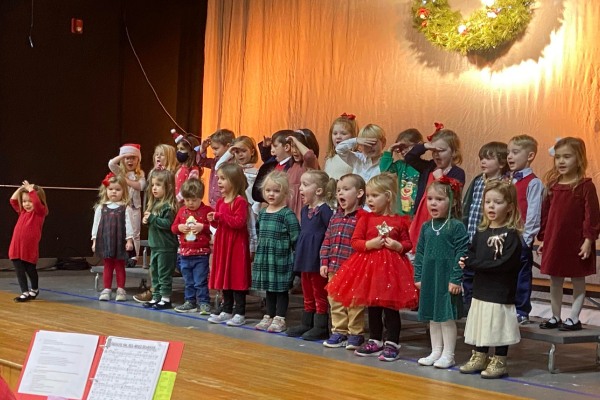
380, 151, 420, 216
147, 203, 178, 251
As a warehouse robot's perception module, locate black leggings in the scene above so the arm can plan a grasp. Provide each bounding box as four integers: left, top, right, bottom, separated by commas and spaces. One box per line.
266, 291, 289, 318
13, 259, 38, 293
222, 290, 247, 315
368, 307, 401, 344
476, 345, 508, 356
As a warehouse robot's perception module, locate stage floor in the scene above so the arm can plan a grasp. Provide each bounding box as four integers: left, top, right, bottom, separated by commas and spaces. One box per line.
0, 269, 599, 399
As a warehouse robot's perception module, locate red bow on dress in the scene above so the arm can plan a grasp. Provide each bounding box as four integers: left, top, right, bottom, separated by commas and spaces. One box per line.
427, 122, 444, 141
341, 112, 356, 120
102, 172, 115, 187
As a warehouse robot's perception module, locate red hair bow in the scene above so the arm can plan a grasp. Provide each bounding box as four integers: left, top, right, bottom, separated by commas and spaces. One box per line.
427, 122, 445, 141
437, 175, 462, 197
341, 112, 356, 120
102, 172, 115, 187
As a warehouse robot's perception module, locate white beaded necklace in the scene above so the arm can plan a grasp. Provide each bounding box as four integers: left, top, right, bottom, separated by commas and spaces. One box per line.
431, 218, 449, 236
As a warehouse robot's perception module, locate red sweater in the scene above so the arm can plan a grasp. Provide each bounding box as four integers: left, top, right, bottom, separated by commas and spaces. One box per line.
8, 190, 47, 264
171, 203, 213, 256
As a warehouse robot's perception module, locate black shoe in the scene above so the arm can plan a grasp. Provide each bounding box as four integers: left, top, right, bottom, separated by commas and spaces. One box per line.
153, 301, 172, 310
126, 258, 138, 268
142, 300, 158, 308
539, 317, 561, 329
559, 318, 582, 331
14, 293, 31, 302
29, 289, 39, 299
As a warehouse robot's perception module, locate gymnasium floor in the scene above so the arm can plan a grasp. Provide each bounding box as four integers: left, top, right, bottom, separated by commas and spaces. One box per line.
0, 269, 599, 399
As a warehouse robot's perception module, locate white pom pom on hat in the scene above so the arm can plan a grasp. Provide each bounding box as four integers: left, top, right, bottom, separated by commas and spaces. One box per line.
171, 128, 184, 144
119, 143, 141, 160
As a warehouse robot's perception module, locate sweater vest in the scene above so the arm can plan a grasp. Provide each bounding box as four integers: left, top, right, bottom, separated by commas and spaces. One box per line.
515, 173, 536, 223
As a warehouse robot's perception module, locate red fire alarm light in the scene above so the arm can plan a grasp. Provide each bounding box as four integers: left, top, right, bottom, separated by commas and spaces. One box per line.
71, 18, 83, 34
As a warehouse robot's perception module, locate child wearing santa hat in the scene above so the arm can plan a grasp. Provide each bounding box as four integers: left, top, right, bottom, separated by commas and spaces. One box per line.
109, 143, 146, 267
171, 129, 202, 202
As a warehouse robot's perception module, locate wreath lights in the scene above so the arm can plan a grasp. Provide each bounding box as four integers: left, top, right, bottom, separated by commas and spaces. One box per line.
412, 0, 535, 54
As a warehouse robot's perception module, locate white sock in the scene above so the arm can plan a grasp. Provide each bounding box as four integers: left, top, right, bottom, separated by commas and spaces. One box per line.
161, 297, 171, 303
570, 277, 586, 324
550, 276, 564, 319
428, 321, 443, 358
440, 320, 457, 359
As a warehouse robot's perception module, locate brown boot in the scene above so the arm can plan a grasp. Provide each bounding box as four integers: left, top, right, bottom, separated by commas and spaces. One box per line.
459, 351, 489, 374
133, 288, 153, 303
481, 355, 508, 379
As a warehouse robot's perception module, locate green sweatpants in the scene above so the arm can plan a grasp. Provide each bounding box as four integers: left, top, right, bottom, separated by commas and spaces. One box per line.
149, 250, 177, 298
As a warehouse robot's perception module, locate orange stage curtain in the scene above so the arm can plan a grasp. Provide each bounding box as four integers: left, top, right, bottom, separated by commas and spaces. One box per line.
202, 0, 600, 183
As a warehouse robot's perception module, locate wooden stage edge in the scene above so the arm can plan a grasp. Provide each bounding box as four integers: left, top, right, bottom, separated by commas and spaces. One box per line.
0, 291, 524, 399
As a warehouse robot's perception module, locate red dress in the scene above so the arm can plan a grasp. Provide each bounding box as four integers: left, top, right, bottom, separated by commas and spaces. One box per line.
209, 196, 251, 290
538, 179, 600, 277
8, 191, 47, 264
326, 213, 419, 310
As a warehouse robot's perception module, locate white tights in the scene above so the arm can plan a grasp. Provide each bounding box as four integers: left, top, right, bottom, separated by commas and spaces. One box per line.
428, 320, 457, 359
550, 276, 586, 323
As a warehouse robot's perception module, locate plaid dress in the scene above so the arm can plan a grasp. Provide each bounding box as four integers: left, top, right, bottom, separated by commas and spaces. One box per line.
252, 207, 301, 292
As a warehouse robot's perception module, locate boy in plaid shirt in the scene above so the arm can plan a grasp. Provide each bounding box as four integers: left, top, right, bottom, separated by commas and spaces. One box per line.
461, 142, 508, 311
320, 174, 366, 349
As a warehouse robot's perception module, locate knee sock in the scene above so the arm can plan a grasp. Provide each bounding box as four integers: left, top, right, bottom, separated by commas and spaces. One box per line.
550, 276, 564, 320
570, 277, 586, 323
440, 320, 457, 359
428, 321, 443, 358
494, 345, 508, 357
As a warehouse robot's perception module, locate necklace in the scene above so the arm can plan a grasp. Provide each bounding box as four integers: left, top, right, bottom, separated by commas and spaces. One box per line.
431, 218, 449, 236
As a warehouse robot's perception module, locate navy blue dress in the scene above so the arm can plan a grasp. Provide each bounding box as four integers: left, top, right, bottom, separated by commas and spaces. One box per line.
293, 204, 333, 273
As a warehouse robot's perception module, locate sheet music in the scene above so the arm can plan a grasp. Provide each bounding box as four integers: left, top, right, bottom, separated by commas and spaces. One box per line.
18, 331, 99, 399
87, 336, 169, 400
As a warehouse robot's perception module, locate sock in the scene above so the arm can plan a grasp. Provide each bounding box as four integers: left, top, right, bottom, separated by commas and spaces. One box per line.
440, 320, 457, 359
161, 297, 171, 303
428, 322, 443, 358
549, 276, 564, 319
570, 277, 585, 324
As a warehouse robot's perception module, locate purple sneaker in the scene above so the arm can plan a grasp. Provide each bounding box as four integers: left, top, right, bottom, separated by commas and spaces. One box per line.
378, 341, 400, 362
323, 333, 348, 348
354, 339, 383, 357
346, 334, 365, 350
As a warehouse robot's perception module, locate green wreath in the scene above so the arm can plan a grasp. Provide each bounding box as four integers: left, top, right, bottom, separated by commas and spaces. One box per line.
412, 0, 534, 54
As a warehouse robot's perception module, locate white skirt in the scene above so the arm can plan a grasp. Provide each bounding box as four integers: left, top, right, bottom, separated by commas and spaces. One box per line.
464, 299, 521, 347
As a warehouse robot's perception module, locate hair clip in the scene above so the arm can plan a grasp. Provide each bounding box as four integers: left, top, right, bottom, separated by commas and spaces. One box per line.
548, 137, 562, 157
427, 122, 444, 141
341, 112, 356, 120
102, 172, 115, 187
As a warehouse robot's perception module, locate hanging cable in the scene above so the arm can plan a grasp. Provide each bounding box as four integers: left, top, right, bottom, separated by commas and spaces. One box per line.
28, 0, 34, 48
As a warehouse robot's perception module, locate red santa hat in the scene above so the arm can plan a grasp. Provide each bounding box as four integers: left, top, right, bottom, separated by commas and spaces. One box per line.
119, 143, 141, 160
171, 128, 184, 144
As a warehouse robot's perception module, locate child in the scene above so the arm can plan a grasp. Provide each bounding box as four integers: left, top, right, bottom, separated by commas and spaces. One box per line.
108, 143, 146, 267
381, 128, 422, 217
459, 181, 523, 378
286, 131, 320, 219
324, 113, 358, 180
335, 123, 386, 184
207, 163, 252, 326
506, 134, 544, 324
171, 130, 201, 202
142, 169, 178, 309
406, 127, 465, 250
414, 178, 468, 369
287, 170, 335, 340
252, 130, 295, 205
252, 171, 301, 332
538, 137, 600, 331
461, 141, 509, 311
320, 174, 367, 349
171, 178, 214, 314
91, 173, 134, 301
198, 129, 236, 208
327, 173, 418, 362
9, 180, 48, 302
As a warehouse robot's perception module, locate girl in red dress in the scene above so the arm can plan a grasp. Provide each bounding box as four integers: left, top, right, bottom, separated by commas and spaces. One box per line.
207, 163, 252, 327
9, 180, 48, 302
327, 173, 418, 362
537, 137, 600, 331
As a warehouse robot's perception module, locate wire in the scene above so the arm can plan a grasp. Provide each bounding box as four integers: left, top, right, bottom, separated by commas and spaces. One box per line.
28, 0, 34, 48
0, 184, 96, 191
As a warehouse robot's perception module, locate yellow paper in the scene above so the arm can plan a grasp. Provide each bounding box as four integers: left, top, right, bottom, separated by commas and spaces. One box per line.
153, 371, 177, 400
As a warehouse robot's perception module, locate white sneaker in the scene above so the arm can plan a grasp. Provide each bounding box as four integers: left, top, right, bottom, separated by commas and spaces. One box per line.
267, 316, 286, 332
115, 288, 127, 301
255, 315, 273, 331
418, 353, 441, 366
99, 289, 112, 301
226, 314, 246, 327
433, 355, 455, 369
208, 312, 233, 324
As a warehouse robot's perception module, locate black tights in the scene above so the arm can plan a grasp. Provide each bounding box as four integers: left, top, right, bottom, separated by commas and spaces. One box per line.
222, 290, 246, 315
368, 307, 401, 344
266, 291, 289, 318
13, 259, 38, 293
476, 345, 508, 356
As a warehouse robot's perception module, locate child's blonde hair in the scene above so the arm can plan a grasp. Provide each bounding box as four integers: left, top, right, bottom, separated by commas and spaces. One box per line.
326, 114, 359, 158
153, 144, 177, 172
544, 137, 588, 188
232, 135, 259, 164
261, 170, 290, 197
302, 170, 337, 209
146, 170, 177, 214
478, 181, 523, 233
210, 129, 235, 146
217, 163, 248, 200
366, 173, 397, 215
395, 128, 423, 144
95, 174, 130, 209
359, 124, 387, 147
430, 129, 463, 165
17, 185, 49, 215
339, 173, 367, 206
509, 134, 538, 154
427, 179, 462, 219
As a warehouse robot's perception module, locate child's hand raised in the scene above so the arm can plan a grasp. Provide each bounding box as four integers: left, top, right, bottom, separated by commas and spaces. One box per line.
22, 180, 34, 192
356, 138, 378, 147
424, 142, 445, 152
200, 138, 211, 152
263, 136, 272, 147
448, 282, 461, 295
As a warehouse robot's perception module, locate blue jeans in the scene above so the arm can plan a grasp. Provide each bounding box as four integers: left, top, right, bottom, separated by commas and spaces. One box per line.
515, 243, 533, 317
179, 255, 210, 304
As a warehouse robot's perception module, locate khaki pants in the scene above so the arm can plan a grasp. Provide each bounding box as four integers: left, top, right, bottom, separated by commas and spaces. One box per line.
328, 272, 365, 335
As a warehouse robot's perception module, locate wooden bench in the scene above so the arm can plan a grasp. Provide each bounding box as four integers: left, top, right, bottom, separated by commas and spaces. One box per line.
399, 310, 600, 373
